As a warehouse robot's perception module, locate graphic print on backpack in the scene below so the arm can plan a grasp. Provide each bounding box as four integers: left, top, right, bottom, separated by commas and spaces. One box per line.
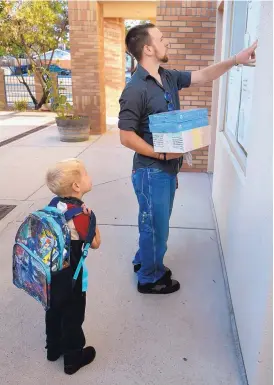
13, 207, 72, 310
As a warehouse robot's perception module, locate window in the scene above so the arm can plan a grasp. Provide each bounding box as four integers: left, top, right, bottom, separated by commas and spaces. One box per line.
224, 1, 260, 159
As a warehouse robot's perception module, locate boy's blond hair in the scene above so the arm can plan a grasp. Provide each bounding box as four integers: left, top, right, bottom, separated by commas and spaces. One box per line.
46, 158, 84, 197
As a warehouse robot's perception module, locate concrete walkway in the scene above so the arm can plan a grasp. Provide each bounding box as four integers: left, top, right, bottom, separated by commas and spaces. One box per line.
0, 125, 243, 385
0, 111, 55, 144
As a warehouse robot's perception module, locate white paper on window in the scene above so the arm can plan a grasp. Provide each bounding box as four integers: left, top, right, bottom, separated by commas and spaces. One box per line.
225, 66, 242, 137
237, 67, 255, 150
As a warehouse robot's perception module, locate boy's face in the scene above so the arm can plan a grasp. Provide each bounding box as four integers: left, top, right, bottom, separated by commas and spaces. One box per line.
72, 164, 92, 196
79, 165, 92, 194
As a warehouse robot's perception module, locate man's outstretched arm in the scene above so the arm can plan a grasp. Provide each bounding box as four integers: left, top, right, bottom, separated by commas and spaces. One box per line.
191, 41, 257, 86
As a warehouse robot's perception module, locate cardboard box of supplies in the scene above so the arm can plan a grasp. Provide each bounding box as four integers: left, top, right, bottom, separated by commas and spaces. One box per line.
149, 108, 211, 153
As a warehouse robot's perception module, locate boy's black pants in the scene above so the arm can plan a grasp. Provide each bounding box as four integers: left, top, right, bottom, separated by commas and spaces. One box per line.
45, 281, 86, 353
46, 293, 86, 353
45, 241, 88, 354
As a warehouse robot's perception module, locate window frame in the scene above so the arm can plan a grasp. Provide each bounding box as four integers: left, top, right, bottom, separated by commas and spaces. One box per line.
220, 0, 249, 172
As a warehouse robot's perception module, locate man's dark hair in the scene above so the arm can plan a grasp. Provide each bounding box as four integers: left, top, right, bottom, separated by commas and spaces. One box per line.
125, 23, 155, 62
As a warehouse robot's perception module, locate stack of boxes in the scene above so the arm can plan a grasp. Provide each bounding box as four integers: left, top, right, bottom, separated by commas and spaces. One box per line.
149, 108, 211, 154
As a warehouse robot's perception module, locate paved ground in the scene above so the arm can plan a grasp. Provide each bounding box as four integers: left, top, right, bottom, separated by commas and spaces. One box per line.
0, 123, 244, 385
0, 111, 55, 144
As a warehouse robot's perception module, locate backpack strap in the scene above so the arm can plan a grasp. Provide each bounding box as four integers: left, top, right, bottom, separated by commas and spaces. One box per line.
48, 197, 61, 207
48, 197, 83, 221
72, 212, 96, 288
48, 196, 96, 291
84, 211, 96, 245
64, 207, 83, 221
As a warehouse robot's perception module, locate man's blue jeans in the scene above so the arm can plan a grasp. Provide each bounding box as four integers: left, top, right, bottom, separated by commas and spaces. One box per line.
132, 168, 176, 284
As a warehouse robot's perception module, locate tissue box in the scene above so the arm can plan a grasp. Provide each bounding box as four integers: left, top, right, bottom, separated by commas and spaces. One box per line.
149, 109, 211, 153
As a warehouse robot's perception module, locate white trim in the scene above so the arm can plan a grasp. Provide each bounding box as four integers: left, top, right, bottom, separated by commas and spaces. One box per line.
208, 4, 224, 172
222, 130, 247, 176
215, 0, 249, 174
216, 1, 233, 137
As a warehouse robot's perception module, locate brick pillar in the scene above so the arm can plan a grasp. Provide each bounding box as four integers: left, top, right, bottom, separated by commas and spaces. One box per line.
0, 69, 7, 110
157, 0, 216, 172
68, 0, 106, 134
104, 18, 125, 118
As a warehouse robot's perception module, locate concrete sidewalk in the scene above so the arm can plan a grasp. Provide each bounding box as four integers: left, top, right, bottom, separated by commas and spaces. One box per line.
0, 125, 244, 385
0, 111, 56, 145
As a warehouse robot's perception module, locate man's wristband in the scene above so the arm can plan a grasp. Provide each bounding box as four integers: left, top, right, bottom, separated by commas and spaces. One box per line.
234, 54, 239, 66
158, 153, 166, 161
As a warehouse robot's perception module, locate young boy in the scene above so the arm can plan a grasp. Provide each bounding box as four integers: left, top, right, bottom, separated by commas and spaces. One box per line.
45, 158, 101, 375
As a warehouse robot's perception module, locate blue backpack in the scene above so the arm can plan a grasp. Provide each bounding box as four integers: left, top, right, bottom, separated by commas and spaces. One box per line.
12, 198, 96, 310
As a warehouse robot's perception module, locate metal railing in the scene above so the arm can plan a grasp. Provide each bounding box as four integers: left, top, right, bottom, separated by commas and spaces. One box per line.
4, 74, 73, 108
4, 75, 35, 107
57, 75, 72, 105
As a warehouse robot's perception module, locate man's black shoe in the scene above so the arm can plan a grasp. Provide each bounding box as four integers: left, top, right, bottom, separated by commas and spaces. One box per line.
138, 274, 180, 295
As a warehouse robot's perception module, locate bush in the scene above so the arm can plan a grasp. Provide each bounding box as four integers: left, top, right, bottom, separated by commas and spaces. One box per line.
14, 100, 28, 112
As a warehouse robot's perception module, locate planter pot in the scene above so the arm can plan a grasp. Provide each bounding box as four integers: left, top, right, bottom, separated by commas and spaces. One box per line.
56, 116, 90, 142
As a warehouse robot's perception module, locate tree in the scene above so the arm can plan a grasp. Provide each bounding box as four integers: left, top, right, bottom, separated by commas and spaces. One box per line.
0, 0, 69, 110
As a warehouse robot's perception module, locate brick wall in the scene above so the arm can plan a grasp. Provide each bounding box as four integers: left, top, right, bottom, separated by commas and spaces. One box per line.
104, 18, 125, 118
68, 0, 106, 134
157, 0, 216, 172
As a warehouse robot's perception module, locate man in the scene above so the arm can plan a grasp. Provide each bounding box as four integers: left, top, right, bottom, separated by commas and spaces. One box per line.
118, 23, 257, 295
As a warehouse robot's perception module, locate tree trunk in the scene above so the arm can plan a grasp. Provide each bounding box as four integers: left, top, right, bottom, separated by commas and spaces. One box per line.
36, 90, 50, 110
20, 77, 38, 108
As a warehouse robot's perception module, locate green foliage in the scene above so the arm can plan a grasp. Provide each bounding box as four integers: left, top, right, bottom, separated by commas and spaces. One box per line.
0, 0, 69, 109
52, 94, 74, 119
50, 80, 78, 120
14, 99, 28, 111
0, 1, 68, 58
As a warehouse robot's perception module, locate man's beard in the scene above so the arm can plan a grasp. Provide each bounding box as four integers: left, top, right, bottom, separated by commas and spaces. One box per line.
160, 54, 169, 63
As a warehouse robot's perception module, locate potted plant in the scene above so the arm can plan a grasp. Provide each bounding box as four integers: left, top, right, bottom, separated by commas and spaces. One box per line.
52, 94, 90, 142
49, 77, 90, 142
